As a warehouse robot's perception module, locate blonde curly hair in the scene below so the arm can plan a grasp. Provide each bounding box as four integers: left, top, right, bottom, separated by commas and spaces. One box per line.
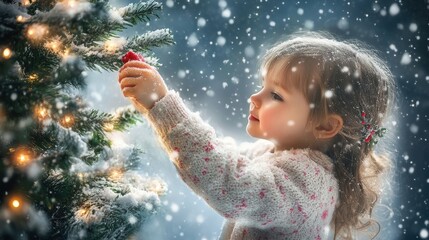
261, 31, 397, 239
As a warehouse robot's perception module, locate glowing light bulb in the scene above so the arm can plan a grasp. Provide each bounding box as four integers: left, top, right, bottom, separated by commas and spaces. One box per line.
61, 113, 75, 128
34, 105, 50, 120
17, 15, 24, 22
27, 24, 48, 41
104, 38, 126, 53
21, 0, 32, 6
11, 147, 34, 168
67, 0, 76, 7
60, 49, 71, 58
103, 122, 115, 132
28, 73, 38, 82
12, 199, 20, 208
108, 168, 123, 181
3, 48, 12, 59
44, 38, 63, 54
147, 180, 167, 196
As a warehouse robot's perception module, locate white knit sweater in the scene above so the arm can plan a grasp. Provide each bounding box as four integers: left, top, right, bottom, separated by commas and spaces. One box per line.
146, 90, 339, 240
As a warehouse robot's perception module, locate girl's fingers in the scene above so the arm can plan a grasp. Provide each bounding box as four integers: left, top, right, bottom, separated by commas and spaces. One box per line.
119, 60, 154, 73
118, 68, 152, 83
120, 77, 139, 90
122, 87, 136, 98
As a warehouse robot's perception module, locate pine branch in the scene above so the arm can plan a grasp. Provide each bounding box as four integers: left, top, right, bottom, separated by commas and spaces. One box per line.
123, 148, 144, 171
50, 57, 86, 89
31, 123, 88, 170
77, 29, 174, 71
27, 0, 58, 14
126, 28, 175, 52
119, 0, 162, 25
109, 106, 143, 132
65, 172, 166, 239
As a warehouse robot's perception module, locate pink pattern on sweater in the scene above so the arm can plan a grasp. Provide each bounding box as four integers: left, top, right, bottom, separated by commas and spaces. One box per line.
147, 90, 339, 240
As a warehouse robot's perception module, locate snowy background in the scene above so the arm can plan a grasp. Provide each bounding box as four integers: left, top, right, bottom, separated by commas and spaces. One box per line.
84, 0, 428, 239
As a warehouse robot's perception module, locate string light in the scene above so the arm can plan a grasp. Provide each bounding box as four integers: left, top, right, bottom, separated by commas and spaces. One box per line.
8, 196, 23, 211
104, 38, 126, 53
34, 104, 50, 121
75, 205, 100, 223
75, 206, 91, 223
108, 168, 124, 181
21, 0, 34, 6
103, 122, 115, 132
147, 179, 167, 196
63, 0, 77, 8
12, 199, 20, 208
6, 195, 27, 215
27, 24, 49, 41
60, 48, 71, 59
44, 38, 63, 53
60, 113, 75, 128
16, 15, 26, 22
2, 48, 12, 59
11, 146, 34, 168
28, 73, 38, 82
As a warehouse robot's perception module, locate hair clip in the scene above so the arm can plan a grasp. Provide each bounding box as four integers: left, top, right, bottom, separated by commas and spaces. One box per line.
360, 111, 387, 148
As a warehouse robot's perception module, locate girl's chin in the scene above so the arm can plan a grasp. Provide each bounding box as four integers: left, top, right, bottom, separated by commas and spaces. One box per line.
246, 126, 260, 138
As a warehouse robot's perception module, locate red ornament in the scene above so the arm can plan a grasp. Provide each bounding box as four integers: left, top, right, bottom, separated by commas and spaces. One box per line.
121, 51, 145, 64
361, 112, 366, 117
364, 135, 372, 143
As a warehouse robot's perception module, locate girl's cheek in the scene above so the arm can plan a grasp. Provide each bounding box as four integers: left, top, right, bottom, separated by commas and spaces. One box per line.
259, 109, 277, 132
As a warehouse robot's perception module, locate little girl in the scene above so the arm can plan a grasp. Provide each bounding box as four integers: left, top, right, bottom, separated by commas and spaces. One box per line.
118, 31, 395, 239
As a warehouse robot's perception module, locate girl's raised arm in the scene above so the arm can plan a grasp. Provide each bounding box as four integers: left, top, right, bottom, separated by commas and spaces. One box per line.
145, 90, 337, 230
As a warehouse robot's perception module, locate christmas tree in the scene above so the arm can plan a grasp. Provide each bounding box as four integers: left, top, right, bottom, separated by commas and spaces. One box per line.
0, 0, 173, 239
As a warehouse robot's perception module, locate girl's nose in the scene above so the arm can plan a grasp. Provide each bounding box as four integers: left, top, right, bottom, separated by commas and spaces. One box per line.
249, 93, 260, 109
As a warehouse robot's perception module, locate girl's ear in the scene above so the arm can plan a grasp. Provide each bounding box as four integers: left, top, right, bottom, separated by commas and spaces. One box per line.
313, 114, 343, 140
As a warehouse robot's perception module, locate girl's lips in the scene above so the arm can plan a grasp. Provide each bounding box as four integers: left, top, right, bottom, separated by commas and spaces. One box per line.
249, 115, 259, 121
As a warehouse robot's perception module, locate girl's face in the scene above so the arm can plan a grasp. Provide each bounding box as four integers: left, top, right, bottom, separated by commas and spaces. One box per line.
246, 62, 316, 151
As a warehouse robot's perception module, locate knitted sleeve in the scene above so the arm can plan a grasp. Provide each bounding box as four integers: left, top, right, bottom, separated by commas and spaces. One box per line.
146, 90, 337, 229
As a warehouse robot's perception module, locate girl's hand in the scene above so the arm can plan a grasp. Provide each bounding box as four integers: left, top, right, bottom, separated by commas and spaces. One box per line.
118, 61, 168, 111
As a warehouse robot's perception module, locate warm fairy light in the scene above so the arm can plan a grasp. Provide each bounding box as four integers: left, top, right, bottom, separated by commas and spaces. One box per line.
147, 179, 167, 196
108, 168, 123, 181
60, 113, 75, 128
75, 205, 99, 223
12, 199, 20, 208
59, 49, 71, 59
38, 108, 48, 118
77, 173, 85, 181
16, 15, 28, 22
103, 122, 115, 132
64, 0, 77, 7
28, 73, 38, 82
11, 146, 34, 168
75, 206, 91, 223
104, 38, 126, 53
21, 0, 33, 6
34, 105, 50, 120
44, 39, 62, 53
27, 24, 49, 41
3, 48, 12, 59
5, 195, 27, 215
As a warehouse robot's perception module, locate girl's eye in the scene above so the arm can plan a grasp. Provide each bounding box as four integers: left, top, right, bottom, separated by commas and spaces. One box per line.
271, 92, 283, 101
